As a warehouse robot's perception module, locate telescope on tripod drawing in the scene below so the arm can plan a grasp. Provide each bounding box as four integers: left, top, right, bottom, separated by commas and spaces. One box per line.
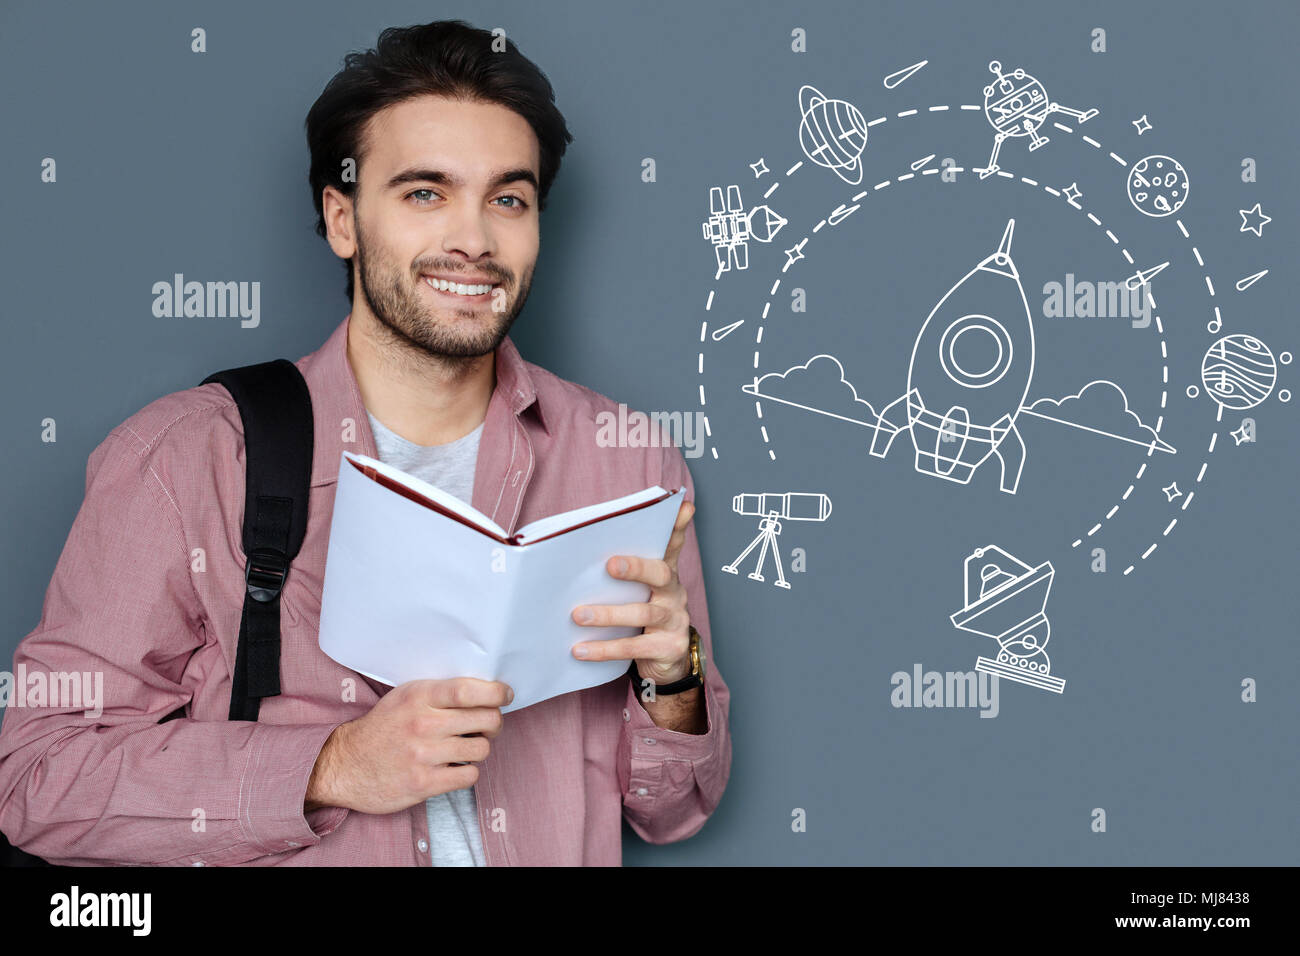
721, 492, 832, 590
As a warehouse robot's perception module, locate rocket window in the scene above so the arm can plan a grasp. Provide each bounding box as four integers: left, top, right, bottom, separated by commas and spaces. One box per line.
939, 314, 1014, 389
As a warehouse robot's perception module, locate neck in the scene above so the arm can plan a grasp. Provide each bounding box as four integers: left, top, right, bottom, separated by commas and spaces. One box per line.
346, 308, 496, 447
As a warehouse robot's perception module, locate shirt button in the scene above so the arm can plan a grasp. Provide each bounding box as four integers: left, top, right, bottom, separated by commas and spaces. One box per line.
635, 787, 649, 796
643, 737, 656, 745
622, 708, 630, 722
417, 838, 429, 853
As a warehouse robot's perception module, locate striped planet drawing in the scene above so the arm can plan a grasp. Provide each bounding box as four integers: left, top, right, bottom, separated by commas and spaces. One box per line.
1200, 334, 1277, 410
797, 85, 869, 185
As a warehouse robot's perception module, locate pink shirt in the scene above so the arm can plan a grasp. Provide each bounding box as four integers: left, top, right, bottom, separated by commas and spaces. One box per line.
0, 314, 731, 866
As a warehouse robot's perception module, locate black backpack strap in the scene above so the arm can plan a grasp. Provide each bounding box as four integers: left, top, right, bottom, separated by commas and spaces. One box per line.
200, 359, 314, 721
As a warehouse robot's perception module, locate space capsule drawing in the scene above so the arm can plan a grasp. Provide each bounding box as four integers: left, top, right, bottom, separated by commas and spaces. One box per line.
870, 219, 1033, 494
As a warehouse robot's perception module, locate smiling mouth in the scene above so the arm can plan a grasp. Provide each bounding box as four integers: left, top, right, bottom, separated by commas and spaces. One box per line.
421, 275, 502, 299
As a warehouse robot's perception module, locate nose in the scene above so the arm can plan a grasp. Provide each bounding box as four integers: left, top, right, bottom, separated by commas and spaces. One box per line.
439, 199, 495, 261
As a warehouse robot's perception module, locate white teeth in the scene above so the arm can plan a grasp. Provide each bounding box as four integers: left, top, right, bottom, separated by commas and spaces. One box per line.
424, 276, 494, 296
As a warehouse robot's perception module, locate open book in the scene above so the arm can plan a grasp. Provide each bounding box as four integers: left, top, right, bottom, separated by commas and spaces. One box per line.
317, 451, 685, 713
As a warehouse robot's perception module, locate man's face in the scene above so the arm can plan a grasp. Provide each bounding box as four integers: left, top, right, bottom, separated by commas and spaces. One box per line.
348, 95, 541, 359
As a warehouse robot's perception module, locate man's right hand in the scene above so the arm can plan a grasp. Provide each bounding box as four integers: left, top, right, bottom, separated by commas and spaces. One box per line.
304, 677, 511, 815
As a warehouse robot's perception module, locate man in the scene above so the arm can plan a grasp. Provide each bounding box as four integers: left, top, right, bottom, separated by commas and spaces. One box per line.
0, 19, 730, 866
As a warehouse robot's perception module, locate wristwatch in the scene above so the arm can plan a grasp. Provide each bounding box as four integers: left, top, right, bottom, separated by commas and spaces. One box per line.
628, 625, 705, 695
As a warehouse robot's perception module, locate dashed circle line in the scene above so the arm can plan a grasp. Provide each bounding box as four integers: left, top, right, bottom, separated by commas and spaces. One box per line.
1046, 120, 1226, 575
699, 104, 1224, 581
1033, 120, 1226, 575
699, 104, 983, 460
766, 164, 1171, 555
1118, 215, 1223, 576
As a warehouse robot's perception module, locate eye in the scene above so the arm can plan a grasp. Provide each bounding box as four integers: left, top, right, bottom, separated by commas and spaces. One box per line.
494, 195, 529, 211
406, 188, 440, 206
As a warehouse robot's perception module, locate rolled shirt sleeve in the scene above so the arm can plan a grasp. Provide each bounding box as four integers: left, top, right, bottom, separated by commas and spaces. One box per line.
0, 430, 346, 866
617, 445, 732, 844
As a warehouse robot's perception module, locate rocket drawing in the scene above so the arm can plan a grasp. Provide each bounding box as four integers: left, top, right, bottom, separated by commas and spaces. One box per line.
871, 219, 1033, 494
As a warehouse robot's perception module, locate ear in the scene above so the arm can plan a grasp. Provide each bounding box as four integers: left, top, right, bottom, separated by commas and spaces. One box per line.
322, 185, 357, 260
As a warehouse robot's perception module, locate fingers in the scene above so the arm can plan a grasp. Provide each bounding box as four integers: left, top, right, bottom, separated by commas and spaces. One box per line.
446, 733, 492, 765
442, 706, 506, 739
572, 600, 681, 630
417, 677, 514, 710
571, 630, 689, 664
605, 554, 674, 588
436, 764, 482, 789
663, 499, 695, 566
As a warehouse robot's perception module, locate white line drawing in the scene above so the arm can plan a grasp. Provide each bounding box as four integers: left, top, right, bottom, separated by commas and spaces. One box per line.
750, 158, 770, 178
722, 492, 832, 590
748, 222, 1173, 491
1162, 482, 1182, 502
1235, 269, 1268, 292
798, 85, 870, 184
883, 59, 928, 90
827, 202, 861, 225
979, 60, 1098, 180
1022, 382, 1177, 454
872, 220, 1033, 494
1127, 155, 1189, 217
711, 319, 745, 341
783, 239, 807, 268
701, 184, 788, 275
1063, 181, 1083, 208
1132, 114, 1152, 135
1125, 260, 1170, 290
912, 153, 937, 171
742, 354, 878, 427
950, 545, 1064, 693
1239, 203, 1272, 237
1200, 334, 1282, 418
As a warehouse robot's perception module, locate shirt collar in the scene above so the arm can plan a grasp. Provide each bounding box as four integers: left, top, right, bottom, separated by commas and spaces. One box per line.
299, 313, 547, 487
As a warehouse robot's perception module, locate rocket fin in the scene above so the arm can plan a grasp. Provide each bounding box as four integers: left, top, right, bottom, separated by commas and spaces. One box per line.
870, 391, 911, 458
993, 416, 1026, 495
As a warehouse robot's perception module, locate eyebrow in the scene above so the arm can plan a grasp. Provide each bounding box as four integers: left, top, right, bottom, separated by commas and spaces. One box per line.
384, 167, 539, 195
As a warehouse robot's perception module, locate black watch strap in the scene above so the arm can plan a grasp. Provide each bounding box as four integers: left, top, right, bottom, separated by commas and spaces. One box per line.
628, 660, 703, 695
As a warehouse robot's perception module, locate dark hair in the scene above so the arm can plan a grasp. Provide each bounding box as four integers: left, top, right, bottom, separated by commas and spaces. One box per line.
305, 20, 573, 300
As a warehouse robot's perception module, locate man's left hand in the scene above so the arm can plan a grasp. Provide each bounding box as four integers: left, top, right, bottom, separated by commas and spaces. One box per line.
571, 499, 695, 684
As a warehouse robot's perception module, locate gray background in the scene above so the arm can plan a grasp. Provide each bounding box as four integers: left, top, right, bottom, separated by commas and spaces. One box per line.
2, 0, 1296, 865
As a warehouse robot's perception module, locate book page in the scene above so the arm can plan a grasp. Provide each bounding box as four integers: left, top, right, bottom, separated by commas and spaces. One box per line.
318, 452, 686, 712
500, 487, 686, 709
513, 485, 673, 546
343, 452, 510, 540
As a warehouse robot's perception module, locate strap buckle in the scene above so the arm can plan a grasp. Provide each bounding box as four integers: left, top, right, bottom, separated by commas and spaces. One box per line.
244, 547, 289, 603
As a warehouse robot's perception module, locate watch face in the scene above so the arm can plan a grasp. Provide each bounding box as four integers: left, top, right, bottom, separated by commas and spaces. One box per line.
1127, 154, 1189, 218
690, 628, 705, 676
